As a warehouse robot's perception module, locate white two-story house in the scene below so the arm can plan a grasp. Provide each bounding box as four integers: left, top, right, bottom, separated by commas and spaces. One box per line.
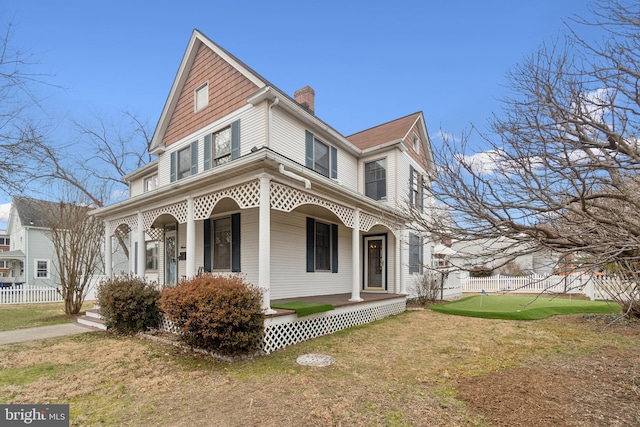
91, 30, 436, 352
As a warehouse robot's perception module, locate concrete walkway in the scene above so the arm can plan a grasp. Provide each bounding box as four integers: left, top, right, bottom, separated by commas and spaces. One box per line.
0, 323, 98, 345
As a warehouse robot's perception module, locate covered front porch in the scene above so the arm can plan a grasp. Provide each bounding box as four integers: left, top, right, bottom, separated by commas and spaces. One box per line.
263, 292, 407, 353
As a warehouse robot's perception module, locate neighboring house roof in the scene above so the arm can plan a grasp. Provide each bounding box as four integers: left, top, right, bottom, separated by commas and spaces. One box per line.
346, 112, 422, 150
12, 197, 61, 228
0, 250, 25, 260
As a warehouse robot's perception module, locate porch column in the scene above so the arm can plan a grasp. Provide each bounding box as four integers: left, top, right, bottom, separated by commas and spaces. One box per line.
104, 219, 112, 278
186, 196, 196, 278
259, 175, 276, 314
136, 211, 146, 279
350, 208, 363, 302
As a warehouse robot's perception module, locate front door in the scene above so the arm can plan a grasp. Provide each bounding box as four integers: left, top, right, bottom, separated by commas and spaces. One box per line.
364, 235, 386, 290
165, 226, 177, 287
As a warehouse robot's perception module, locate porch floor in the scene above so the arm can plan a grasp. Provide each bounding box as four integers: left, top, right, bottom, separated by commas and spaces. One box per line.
269, 292, 406, 317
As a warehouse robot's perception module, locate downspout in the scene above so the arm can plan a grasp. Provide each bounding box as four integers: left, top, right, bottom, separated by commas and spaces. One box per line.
279, 164, 311, 189
267, 97, 280, 149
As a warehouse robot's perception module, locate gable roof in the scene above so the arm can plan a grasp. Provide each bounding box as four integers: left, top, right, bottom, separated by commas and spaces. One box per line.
346, 112, 423, 150
12, 197, 61, 228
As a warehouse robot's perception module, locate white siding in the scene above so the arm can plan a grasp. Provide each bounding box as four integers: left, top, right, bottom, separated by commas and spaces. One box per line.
27, 229, 58, 288
269, 210, 353, 300
129, 179, 144, 198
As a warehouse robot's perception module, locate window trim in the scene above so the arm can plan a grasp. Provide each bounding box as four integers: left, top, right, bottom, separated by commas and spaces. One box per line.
194, 82, 209, 112
364, 158, 387, 200
144, 175, 158, 192
306, 217, 338, 273
145, 241, 158, 271
305, 130, 337, 179
203, 213, 241, 273
408, 233, 423, 275
34, 259, 50, 279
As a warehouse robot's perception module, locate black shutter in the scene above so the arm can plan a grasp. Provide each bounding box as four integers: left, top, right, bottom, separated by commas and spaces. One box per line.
231, 213, 241, 272
231, 120, 241, 160
203, 219, 211, 272
190, 141, 198, 176
331, 223, 338, 273
204, 134, 211, 171
305, 130, 314, 169
306, 217, 315, 272
170, 152, 176, 182
330, 146, 337, 179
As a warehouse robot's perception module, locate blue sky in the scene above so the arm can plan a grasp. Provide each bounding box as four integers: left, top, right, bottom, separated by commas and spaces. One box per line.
0, 0, 599, 225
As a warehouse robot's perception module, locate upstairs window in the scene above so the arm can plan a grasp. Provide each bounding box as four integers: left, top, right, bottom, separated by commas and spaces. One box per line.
194, 82, 209, 112
365, 159, 386, 200
144, 175, 157, 192
204, 120, 241, 170
413, 134, 420, 153
170, 141, 198, 182
409, 165, 424, 212
0, 238, 8, 246
305, 130, 337, 179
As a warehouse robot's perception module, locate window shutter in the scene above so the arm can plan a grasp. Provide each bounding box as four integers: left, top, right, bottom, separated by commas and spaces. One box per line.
418, 174, 424, 213
190, 141, 198, 176
231, 120, 241, 160
170, 152, 176, 182
203, 218, 211, 273
331, 223, 338, 273
306, 217, 315, 272
330, 146, 337, 179
409, 165, 415, 205
305, 130, 314, 168
231, 213, 241, 272
204, 134, 211, 171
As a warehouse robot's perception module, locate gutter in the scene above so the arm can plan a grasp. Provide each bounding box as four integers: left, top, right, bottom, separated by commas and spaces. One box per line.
279, 164, 311, 189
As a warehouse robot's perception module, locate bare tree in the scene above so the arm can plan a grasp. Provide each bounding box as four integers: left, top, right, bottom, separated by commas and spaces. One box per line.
411, 0, 640, 315
44, 197, 104, 314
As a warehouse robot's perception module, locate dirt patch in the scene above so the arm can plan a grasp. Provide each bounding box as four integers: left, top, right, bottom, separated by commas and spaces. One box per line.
457, 317, 640, 426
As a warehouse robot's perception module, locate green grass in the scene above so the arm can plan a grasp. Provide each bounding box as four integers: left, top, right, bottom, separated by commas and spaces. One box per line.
270, 301, 334, 317
0, 301, 93, 331
429, 295, 621, 320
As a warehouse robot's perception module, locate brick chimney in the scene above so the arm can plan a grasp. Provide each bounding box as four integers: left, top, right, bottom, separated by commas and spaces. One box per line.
294, 85, 315, 114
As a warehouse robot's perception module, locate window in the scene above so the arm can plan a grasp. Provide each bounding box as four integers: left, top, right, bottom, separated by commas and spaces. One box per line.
170, 141, 198, 182
35, 259, 50, 279
144, 175, 157, 192
194, 82, 209, 111
409, 165, 424, 211
409, 233, 423, 274
203, 213, 241, 272
204, 120, 241, 170
306, 217, 338, 273
413, 134, 420, 153
305, 130, 337, 178
212, 217, 231, 270
213, 126, 231, 166
365, 159, 386, 200
0, 261, 7, 269
146, 241, 158, 270
0, 238, 8, 245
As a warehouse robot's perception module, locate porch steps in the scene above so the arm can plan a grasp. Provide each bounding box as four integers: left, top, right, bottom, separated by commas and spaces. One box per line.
77, 308, 107, 330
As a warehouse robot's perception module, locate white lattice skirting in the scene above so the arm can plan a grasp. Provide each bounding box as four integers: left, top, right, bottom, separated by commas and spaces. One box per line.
157, 298, 406, 355
262, 298, 406, 354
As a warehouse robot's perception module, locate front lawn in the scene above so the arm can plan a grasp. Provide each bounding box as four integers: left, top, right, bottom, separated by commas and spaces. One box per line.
429, 294, 620, 320
0, 301, 94, 331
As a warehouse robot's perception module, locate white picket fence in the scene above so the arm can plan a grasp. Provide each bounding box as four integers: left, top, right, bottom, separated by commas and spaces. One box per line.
0, 275, 105, 305
460, 274, 609, 299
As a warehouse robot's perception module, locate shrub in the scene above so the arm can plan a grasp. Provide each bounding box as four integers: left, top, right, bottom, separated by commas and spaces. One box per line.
409, 272, 441, 305
97, 275, 161, 333
159, 274, 264, 356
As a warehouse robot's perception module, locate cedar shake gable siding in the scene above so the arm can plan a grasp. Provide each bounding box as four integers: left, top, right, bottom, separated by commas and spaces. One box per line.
346, 112, 428, 170
163, 43, 260, 147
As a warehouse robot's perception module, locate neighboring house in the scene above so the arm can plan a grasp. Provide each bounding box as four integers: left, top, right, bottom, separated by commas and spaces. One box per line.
449, 237, 559, 277
0, 197, 60, 287
91, 30, 436, 351
0, 231, 9, 279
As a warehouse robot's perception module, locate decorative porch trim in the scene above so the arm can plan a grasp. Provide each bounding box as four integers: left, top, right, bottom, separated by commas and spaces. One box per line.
194, 180, 260, 220
142, 201, 188, 229
270, 181, 355, 227
110, 216, 137, 235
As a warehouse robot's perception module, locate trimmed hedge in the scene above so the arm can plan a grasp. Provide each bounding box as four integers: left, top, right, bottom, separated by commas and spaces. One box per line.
159, 275, 264, 356
97, 275, 161, 333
